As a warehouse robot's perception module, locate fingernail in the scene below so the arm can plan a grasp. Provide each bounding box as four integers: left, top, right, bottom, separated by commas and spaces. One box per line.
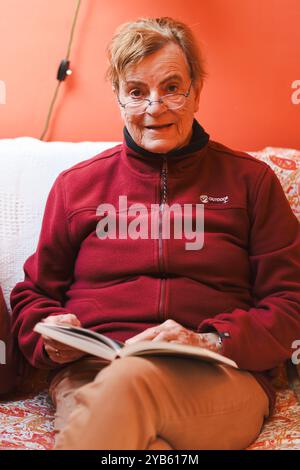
126, 339, 136, 345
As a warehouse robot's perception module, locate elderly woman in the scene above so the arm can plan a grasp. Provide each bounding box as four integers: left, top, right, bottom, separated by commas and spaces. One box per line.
11, 17, 300, 450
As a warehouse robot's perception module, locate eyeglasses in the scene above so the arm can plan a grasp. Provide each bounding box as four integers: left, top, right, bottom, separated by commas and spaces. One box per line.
117, 80, 193, 115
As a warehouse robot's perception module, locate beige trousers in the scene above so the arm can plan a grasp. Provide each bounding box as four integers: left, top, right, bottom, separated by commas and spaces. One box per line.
49, 355, 269, 450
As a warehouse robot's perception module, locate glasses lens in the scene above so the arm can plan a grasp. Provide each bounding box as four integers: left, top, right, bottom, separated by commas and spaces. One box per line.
163, 94, 186, 109
123, 94, 186, 114
125, 100, 148, 114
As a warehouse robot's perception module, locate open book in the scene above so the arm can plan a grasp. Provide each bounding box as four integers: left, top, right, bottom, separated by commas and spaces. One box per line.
33, 322, 238, 369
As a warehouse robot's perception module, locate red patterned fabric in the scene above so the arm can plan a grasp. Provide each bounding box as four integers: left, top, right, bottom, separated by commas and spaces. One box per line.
250, 147, 300, 222
0, 287, 18, 395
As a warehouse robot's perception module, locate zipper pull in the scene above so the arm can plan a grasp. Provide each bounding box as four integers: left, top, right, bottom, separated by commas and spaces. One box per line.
161, 156, 168, 204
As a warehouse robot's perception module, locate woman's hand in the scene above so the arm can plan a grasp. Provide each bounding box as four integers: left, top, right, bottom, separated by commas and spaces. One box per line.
124, 319, 222, 352
41, 313, 87, 364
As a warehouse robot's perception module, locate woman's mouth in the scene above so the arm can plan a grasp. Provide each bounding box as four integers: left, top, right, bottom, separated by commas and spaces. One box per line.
145, 123, 173, 131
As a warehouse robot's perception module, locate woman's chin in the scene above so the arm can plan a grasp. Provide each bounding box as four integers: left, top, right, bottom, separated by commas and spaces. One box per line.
141, 139, 176, 154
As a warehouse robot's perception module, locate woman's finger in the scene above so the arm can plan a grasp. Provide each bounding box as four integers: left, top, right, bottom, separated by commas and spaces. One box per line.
153, 329, 208, 347
42, 313, 81, 327
125, 326, 162, 344
152, 330, 177, 342
126, 321, 189, 345
45, 344, 85, 363
42, 336, 80, 352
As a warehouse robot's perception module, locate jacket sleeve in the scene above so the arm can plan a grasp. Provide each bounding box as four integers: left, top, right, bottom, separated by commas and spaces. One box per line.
198, 166, 300, 371
10, 174, 78, 369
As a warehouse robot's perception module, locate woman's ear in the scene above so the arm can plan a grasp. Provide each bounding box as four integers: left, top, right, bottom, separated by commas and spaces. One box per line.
112, 80, 119, 94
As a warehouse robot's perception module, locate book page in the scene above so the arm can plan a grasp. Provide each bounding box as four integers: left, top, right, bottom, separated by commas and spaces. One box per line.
118, 340, 238, 368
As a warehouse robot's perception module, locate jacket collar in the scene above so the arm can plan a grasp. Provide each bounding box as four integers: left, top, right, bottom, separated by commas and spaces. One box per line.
121, 119, 210, 177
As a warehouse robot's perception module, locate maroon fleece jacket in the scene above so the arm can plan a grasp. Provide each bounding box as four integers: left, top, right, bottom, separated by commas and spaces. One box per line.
10, 122, 300, 413
0, 287, 19, 394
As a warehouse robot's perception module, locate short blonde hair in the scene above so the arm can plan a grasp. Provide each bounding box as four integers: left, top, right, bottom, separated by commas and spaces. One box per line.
106, 17, 207, 92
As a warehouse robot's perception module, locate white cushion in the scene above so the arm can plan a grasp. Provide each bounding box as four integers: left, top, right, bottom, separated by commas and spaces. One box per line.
0, 137, 120, 311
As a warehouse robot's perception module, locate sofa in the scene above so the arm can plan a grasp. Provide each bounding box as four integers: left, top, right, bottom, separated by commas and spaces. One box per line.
0, 137, 299, 450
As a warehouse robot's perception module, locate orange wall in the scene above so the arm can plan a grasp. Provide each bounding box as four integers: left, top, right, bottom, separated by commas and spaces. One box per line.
0, 0, 299, 151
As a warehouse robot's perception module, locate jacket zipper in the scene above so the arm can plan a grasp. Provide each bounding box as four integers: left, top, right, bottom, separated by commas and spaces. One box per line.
158, 156, 168, 321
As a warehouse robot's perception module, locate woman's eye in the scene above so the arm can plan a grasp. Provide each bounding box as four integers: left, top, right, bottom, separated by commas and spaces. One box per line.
167, 84, 178, 93
130, 89, 143, 99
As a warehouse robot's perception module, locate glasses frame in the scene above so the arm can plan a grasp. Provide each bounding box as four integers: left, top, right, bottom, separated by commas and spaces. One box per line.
117, 80, 193, 114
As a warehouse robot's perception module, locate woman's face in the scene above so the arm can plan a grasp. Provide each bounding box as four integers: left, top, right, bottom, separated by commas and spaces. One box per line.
117, 42, 202, 154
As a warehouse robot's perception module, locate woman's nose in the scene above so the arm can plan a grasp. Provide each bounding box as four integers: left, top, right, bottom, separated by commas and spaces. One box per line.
146, 98, 167, 116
